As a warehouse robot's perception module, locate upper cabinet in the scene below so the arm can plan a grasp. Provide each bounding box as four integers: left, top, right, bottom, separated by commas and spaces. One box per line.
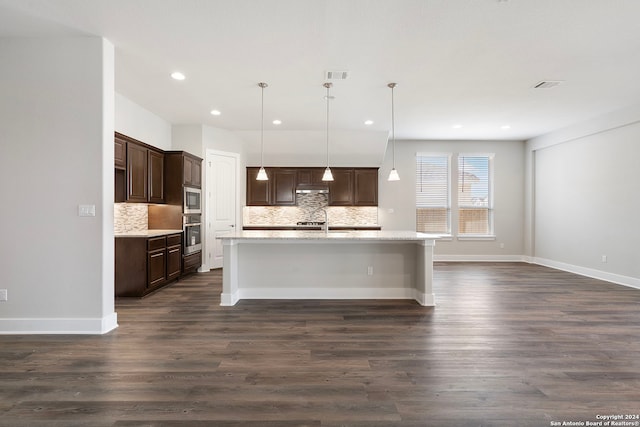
353, 168, 378, 206
115, 133, 165, 204
164, 151, 204, 206
246, 167, 378, 206
114, 135, 126, 170
246, 167, 297, 206
183, 155, 202, 188
328, 169, 354, 206
115, 133, 202, 205
272, 169, 297, 206
246, 167, 271, 205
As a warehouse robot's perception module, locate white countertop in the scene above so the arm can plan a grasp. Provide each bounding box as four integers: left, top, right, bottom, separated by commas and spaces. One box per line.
218, 230, 441, 241
115, 229, 183, 238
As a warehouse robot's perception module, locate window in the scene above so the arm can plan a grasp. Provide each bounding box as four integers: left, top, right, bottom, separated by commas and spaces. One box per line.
458, 155, 493, 237
416, 154, 450, 233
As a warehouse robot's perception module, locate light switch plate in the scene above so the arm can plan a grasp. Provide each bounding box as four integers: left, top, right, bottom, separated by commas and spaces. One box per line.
78, 204, 96, 217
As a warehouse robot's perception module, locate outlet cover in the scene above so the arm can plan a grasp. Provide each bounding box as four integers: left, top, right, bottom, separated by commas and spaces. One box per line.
0, 289, 7, 301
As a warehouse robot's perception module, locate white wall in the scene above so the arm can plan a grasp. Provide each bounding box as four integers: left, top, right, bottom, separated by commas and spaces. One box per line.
115, 92, 171, 150
379, 139, 525, 259
527, 105, 640, 287
0, 37, 117, 333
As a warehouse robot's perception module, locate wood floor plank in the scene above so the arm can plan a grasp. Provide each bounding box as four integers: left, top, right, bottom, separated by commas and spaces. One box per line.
1, 262, 640, 426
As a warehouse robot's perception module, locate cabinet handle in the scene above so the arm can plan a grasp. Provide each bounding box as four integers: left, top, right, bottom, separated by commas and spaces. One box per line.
168, 248, 179, 254
150, 253, 164, 258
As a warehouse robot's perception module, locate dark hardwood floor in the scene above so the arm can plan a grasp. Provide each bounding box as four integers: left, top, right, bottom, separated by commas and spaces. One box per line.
2, 263, 640, 426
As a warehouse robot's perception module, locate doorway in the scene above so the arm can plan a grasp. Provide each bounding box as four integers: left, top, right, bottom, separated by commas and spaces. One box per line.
205, 150, 239, 270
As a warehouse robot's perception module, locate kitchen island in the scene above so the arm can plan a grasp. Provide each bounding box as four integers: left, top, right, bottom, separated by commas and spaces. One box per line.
218, 230, 439, 306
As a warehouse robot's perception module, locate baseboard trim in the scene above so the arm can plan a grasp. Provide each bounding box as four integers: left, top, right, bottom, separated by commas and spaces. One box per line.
236, 287, 428, 304
0, 312, 118, 335
434, 255, 639, 290
434, 254, 527, 262
531, 257, 640, 290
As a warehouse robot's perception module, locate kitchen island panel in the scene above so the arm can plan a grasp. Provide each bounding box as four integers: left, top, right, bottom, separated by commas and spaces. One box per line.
219, 231, 437, 306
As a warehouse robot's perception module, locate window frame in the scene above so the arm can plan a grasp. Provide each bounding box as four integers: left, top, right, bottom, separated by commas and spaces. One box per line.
456, 153, 495, 240
415, 152, 452, 236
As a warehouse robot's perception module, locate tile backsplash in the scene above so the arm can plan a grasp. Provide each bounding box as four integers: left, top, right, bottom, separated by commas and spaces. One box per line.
114, 203, 148, 233
243, 193, 378, 226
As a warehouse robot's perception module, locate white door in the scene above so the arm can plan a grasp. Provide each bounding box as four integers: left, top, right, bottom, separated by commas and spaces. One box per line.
206, 150, 238, 269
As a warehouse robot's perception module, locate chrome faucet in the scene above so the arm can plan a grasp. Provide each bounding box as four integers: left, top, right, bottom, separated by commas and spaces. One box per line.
321, 209, 329, 234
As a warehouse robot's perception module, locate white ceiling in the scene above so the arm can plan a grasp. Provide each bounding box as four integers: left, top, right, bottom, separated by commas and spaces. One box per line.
2, 0, 640, 144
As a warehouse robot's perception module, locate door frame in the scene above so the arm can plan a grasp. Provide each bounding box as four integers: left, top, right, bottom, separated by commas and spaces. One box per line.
204, 149, 241, 271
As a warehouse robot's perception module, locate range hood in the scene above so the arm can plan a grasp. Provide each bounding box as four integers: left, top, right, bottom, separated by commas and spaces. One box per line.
295, 183, 329, 194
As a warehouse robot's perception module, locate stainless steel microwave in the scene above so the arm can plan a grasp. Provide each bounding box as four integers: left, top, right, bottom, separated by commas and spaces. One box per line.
184, 187, 201, 214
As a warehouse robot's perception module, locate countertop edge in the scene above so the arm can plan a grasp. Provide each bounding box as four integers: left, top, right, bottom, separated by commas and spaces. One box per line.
115, 229, 183, 238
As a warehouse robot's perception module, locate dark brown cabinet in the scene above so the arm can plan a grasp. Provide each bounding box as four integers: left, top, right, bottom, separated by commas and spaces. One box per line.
329, 168, 378, 206
115, 132, 165, 204
115, 233, 182, 297
114, 136, 126, 170
354, 168, 378, 206
183, 155, 202, 188
148, 150, 164, 203
328, 169, 355, 206
246, 167, 271, 205
297, 168, 325, 185
127, 142, 148, 203
183, 251, 202, 274
246, 168, 297, 206
165, 151, 204, 205
166, 234, 182, 281
246, 167, 378, 206
272, 169, 297, 205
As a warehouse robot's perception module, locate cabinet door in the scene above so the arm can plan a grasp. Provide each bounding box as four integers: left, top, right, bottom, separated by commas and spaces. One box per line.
246, 167, 271, 205
354, 169, 378, 206
272, 169, 297, 205
183, 157, 193, 186
114, 137, 126, 169
183, 156, 202, 188
127, 143, 148, 202
191, 158, 202, 187
328, 169, 354, 206
166, 245, 182, 281
147, 249, 166, 288
148, 150, 164, 203
297, 168, 324, 185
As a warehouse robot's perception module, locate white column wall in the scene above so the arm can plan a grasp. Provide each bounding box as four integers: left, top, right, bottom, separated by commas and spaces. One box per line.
0, 36, 117, 333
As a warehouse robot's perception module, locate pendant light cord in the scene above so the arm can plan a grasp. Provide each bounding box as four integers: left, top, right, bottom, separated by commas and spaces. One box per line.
390, 84, 396, 169
258, 82, 267, 168
324, 82, 332, 168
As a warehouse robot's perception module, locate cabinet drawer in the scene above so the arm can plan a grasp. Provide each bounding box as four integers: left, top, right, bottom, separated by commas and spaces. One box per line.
166, 233, 182, 247
147, 236, 166, 251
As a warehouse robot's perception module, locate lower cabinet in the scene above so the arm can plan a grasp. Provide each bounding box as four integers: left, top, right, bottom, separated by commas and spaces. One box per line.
183, 251, 201, 275
115, 233, 182, 297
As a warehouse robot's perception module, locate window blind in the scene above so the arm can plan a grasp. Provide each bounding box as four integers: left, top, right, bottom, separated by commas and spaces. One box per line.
457, 155, 493, 236
416, 155, 450, 233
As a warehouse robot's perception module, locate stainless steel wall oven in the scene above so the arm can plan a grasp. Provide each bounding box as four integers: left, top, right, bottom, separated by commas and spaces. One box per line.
183, 214, 202, 255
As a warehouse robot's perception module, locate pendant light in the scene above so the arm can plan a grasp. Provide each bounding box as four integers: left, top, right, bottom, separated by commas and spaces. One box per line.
322, 82, 334, 181
387, 82, 400, 181
256, 82, 269, 181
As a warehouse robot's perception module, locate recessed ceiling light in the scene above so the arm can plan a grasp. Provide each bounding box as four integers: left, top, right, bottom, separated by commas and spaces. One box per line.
452, 124, 463, 129
364, 120, 374, 125
171, 71, 186, 81
501, 125, 511, 130
272, 119, 282, 125
210, 110, 221, 116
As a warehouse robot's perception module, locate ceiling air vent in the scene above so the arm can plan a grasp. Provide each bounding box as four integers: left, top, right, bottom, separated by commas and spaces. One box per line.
533, 80, 564, 89
325, 70, 349, 80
